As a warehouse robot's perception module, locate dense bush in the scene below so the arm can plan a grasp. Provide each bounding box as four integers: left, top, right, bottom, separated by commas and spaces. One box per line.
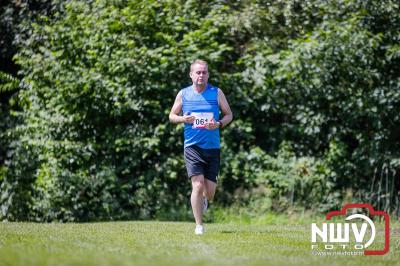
1, 0, 400, 221
220, 143, 339, 214
2, 0, 239, 221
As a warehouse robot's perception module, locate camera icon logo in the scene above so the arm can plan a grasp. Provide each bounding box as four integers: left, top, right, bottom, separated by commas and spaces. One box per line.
311, 203, 390, 256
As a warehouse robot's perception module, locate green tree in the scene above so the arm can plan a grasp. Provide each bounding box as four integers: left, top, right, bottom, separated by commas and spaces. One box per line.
2, 0, 400, 221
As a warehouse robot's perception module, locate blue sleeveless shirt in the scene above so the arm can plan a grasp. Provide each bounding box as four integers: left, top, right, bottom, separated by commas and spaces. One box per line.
182, 84, 220, 149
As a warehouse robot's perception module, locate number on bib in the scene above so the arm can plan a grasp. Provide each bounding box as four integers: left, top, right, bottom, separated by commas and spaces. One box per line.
191, 112, 214, 129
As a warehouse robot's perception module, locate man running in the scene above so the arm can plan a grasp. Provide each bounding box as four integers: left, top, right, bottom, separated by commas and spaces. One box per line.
169, 59, 233, 235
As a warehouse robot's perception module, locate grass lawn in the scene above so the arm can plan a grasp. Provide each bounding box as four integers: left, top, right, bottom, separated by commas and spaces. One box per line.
0, 220, 398, 266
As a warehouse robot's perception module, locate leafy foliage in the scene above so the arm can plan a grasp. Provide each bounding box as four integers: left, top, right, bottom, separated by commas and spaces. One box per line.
0, 71, 29, 93
1, 0, 400, 221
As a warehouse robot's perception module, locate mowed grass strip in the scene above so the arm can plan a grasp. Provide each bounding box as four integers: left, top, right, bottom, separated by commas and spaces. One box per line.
0, 221, 398, 266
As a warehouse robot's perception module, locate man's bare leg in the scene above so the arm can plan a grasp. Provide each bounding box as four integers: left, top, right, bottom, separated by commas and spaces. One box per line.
191, 174, 205, 226
203, 178, 217, 201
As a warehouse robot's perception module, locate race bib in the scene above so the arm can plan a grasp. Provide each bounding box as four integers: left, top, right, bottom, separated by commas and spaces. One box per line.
191, 112, 214, 129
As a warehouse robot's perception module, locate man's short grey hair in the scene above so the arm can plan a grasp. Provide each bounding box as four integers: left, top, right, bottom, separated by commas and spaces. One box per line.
190, 59, 208, 72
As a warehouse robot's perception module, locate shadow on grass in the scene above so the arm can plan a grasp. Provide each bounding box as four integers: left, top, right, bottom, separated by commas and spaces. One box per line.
220, 230, 236, 234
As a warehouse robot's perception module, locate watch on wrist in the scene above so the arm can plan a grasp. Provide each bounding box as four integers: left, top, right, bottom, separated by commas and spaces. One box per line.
218, 120, 223, 128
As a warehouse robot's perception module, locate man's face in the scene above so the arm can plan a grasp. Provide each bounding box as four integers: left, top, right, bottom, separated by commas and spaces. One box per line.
190, 63, 209, 88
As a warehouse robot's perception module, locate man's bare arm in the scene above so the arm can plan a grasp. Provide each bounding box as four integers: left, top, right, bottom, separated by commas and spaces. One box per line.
218, 89, 233, 128
169, 91, 195, 124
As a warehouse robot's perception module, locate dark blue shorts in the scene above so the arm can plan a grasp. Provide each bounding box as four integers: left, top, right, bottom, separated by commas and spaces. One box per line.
184, 145, 220, 183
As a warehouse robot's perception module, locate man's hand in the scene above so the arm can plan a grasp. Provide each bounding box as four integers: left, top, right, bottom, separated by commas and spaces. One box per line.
204, 118, 220, 130
183, 115, 195, 124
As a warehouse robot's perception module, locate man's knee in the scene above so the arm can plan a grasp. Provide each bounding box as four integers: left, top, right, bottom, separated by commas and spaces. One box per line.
191, 175, 205, 193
